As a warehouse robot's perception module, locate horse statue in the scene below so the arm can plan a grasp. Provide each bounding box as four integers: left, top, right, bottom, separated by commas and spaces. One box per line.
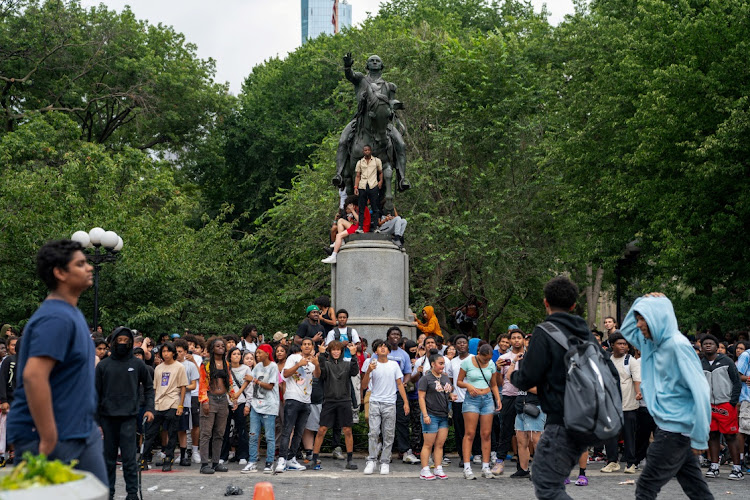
333, 54, 409, 215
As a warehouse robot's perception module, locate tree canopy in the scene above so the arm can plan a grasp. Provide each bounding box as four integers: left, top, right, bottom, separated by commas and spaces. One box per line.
2, 0, 749, 338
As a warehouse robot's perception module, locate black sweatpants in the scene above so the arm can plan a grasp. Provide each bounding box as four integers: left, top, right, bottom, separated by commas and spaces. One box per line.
101, 415, 138, 497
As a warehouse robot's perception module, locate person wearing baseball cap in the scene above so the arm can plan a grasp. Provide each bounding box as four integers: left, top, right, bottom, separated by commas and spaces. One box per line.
294, 305, 325, 348
272, 332, 289, 346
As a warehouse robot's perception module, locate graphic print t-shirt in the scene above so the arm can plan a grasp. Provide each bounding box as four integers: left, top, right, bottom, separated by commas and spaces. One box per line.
283, 353, 315, 404
417, 371, 452, 417
154, 362, 188, 411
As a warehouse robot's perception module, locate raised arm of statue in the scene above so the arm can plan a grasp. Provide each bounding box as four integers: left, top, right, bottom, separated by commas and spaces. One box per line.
343, 52, 364, 84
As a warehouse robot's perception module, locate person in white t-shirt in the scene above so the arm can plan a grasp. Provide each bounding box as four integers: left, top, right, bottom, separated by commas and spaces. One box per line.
276, 339, 320, 472
238, 325, 258, 355
360, 339, 410, 475
184, 334, 204, 464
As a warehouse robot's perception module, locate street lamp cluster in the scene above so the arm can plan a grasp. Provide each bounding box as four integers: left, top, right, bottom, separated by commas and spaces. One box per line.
71, 227, 124, 332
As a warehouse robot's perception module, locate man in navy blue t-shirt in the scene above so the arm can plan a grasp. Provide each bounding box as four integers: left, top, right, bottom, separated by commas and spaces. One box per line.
7, 239, 106, 483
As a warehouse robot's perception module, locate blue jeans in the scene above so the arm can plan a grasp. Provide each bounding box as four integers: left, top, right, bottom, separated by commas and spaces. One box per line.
14, 425, 107, 485
249, 408, 276, 464
462, 392, 495, 415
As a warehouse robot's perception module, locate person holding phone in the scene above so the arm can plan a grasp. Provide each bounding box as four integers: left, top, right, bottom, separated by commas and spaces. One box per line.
492, 328, 526, 475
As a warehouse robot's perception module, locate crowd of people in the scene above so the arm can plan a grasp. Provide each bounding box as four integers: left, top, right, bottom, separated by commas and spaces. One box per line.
0, 240, 748, 500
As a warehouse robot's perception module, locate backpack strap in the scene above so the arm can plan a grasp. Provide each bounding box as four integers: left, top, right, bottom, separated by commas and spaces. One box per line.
538, 321, 570, 350
334, 327, 340, 341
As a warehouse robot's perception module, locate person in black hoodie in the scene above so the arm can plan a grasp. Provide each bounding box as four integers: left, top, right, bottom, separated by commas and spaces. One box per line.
511, 276, 618, 499
96, 327, 155, 500
701, 334, 743, 480
311, 341, 360, 470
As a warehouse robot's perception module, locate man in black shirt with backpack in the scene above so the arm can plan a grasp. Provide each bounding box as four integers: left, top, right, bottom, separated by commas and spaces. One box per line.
511, 276, 620, 499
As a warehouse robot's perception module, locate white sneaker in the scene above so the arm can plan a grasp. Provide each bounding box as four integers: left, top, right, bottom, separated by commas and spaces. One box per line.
363, 461, 376, 475
333, 447, 345, 460
482, 468, 494, 479
241, 462, 257, 473
275, 458, 286, 473
380, 463, 390, 475
464, 468, 476, 480
490, 451, 498, 465
218, 459, 226, 464
403, 450, 419, 464
287, 457, 306, 471
473, 455, 482, 465
192, 451, 201, 464
239, 459, 248, 465
228, 451, 235, 460
321, 254, 337, 264
420, 468, 436, 480
330, 242, 335, 248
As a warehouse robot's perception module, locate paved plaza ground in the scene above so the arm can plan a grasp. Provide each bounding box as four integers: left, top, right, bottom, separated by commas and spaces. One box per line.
114, 456, 744, 499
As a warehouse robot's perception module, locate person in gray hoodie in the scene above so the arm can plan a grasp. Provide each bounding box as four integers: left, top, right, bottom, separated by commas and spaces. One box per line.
700, 334, 743, 480
96, 327, 155, 500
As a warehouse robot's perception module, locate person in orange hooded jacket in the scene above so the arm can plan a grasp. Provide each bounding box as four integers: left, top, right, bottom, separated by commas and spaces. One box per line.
414, 306, 442, 338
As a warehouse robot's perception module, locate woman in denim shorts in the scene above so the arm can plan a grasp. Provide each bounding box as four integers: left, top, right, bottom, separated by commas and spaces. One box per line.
513, 389, 546, 478
457, 344, 501, 480
417, 349, 455, 480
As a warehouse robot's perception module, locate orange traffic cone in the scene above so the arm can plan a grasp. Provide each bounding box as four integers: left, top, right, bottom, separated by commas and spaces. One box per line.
253, 481, 275, 500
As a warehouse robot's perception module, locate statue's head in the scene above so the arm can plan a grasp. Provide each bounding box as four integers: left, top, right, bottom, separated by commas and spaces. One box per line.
366, 55, 384, 71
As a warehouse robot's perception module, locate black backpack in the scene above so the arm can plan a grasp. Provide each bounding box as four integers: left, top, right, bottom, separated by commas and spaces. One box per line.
333, 327, 352, 342
538, 321, 624, 445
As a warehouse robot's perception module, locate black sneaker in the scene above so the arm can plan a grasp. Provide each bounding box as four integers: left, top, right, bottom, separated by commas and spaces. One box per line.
510, 469, 530, 479
162, 458, 173, 472
213, 463, 229, 472
345, 461, 358, 470
200, 464, 215, 474
138, 459, 150, 471
179, 456, 191, 467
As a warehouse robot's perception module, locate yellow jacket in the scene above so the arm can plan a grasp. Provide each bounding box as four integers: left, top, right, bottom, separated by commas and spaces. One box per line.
415, 306, 442, 338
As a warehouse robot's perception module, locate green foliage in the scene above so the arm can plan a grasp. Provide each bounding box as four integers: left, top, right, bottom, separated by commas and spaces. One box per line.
0, 0, 232, 156
0, 113, 256, 334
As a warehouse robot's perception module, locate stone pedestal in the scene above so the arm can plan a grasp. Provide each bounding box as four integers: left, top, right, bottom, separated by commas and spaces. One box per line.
331, 233, 415, 343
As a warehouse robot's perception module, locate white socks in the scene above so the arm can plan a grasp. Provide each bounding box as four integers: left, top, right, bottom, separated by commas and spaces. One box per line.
464, 462, 471, 470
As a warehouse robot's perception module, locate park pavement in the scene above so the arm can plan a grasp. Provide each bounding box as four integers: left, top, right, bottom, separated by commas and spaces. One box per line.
115, 455, 744, 499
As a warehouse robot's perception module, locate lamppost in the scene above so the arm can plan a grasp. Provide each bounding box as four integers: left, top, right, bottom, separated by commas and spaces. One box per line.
70, 227, 123, 331
615, 240, 640, 324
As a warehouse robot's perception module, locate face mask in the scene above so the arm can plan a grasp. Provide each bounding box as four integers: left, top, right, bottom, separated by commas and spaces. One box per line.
115, 343, 131, 357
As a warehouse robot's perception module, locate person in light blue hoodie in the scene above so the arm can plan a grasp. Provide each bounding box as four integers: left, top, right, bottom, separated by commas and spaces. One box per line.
621, 293, 714, 500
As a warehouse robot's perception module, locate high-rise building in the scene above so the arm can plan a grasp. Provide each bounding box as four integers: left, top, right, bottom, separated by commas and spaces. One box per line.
301, 0, 352, 45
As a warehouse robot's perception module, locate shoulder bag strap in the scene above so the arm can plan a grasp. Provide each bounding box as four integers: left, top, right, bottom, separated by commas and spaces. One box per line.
538, 321, 569, 350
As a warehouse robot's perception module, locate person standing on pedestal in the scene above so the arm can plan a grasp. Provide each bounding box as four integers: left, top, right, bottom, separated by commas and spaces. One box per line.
354, 145, 382, 234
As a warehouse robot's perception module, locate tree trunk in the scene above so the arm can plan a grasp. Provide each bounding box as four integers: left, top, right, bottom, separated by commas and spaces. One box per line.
585, 264, 604, 328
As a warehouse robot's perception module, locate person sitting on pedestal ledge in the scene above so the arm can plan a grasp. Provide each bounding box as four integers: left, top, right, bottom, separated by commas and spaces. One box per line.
414, 306, 443, 339
375, 206, 408, 249
322, 197, 371, 265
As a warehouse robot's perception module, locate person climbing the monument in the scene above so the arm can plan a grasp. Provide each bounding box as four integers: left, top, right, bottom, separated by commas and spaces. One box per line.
376, 206, 408, 248
354, 145, 382, 234
322, 197, 371, 264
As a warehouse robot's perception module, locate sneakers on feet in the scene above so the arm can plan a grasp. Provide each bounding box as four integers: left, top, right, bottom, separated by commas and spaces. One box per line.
420, 468, 436, 480
706, 466, 720, 478
213, 463, 228, 472
491, 461, 504, 476
241, 462, 258, 473
565, 477, 571, 484
313, 463, 322, 470
511, 468, 530, 478
363, 461, 376, 475
575, 475, 589, 486
161, 458, 173, 472
345, 461, 358, 470
473, 455, 482, 465
321, 254, 337, 264
601, 462, 621, 473
287, 457, 306, 471
728, 469, 744, 480
263, 463, 273, 474
482, 468, 494, 479
380, 463, 390, 475
238, 459, 247, 465
464, 468, 476, 480
624, 464, 637, 474
490, 451, 498, 465
355, 228, 364, 234
275, 458, 286, 473
333, 447, 345, 460
200, 464, 215, 474
442, 457, 451, 465
192, 451, 201, 464
179, 456, 191, 467
402, 450, 419, 464
434, 466, 447, 479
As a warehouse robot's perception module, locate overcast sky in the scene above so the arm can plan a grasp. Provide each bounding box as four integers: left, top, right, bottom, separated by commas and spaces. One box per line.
80, 0, 575, 94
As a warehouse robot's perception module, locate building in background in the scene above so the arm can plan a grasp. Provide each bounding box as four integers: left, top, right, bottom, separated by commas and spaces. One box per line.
301, 0, 352, 44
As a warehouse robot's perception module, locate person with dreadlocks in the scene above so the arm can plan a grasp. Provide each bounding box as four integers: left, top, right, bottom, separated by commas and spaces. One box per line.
198, 336, 230, 474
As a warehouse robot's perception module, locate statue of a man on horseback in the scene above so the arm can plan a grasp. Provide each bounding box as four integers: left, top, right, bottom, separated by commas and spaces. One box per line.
333, 53, 410, 215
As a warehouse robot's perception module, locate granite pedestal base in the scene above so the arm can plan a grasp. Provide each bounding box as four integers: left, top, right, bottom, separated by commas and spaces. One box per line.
331, 233, 415, 343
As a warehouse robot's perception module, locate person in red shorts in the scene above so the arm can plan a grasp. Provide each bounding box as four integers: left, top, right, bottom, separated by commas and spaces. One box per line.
322, 197, 371, 265
701, 334, 743, 480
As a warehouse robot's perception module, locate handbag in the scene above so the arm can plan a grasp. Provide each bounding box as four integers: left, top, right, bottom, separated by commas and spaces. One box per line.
522, 402, 541, 418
